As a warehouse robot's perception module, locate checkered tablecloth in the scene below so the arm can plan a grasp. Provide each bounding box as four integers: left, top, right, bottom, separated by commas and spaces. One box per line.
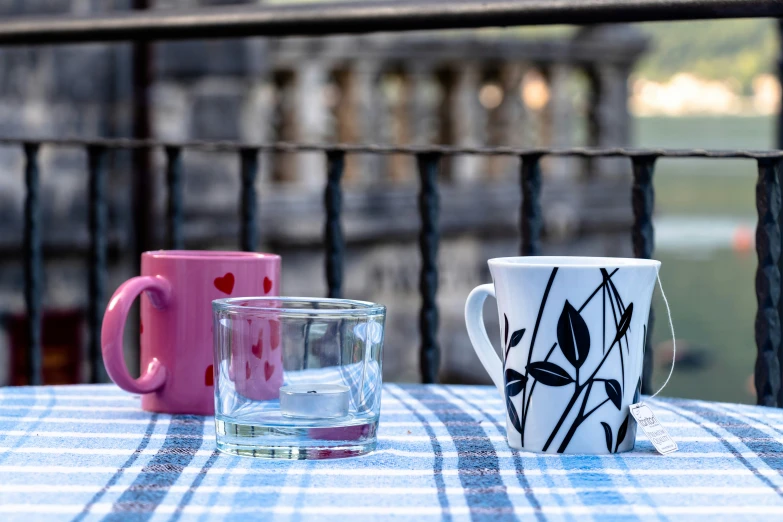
1, 384, 783, 521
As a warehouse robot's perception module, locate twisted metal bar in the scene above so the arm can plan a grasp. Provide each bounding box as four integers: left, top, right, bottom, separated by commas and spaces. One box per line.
23, 143, 42, 385
87, 146, 107, 384
778, 20, 783, 152
755, 159, 783, 407
418, 153, 441, 384
520, 154, 543, 256
239, 148, 259, 252
632, 156, 656, 394
324, 150, 345, 299
165, 146, 184, 249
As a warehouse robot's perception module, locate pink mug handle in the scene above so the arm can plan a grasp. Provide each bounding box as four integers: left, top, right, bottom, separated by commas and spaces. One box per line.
101, 275, 172, 394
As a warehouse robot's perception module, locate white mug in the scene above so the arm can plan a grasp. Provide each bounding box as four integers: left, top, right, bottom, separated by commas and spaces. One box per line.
465, 256, 660, 454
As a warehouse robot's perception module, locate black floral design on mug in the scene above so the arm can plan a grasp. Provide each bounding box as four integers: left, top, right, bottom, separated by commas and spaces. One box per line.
503, 267, 642, 453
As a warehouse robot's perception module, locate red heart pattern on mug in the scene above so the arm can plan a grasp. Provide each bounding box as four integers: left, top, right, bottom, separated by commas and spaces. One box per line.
214, 272, 235, 295
270, 320, 280, 350
251, 331, 263, 359
263, 277, 272, 294
264, 361, 274, 381
205, 365, 214, 387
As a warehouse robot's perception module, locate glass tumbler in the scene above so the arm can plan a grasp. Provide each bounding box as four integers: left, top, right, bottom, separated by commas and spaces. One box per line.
212, 297, 385, 459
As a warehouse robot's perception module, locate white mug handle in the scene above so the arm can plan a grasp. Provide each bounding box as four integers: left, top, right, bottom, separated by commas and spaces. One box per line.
465, 284, 504, 395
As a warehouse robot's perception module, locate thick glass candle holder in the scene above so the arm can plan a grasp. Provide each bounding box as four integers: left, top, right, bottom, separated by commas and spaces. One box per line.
212, 297, 385, 459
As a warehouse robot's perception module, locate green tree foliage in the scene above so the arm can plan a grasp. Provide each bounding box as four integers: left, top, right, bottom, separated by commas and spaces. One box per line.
635, 20, 777, 94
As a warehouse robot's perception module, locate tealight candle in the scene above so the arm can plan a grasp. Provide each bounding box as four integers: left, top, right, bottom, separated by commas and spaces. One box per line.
279, 384, 350, 419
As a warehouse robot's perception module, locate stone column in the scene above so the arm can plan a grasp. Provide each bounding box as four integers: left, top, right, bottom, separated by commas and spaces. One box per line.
384, 63, 437, 184
587, 61, 632, 178
385, 69, 410, 183
545, 63, 577, 180
271, 70, 296, 182
487, 63, 526, 180
336, 60, 384, 185
450, 63, 485, 184
391, 62, 437, 183
407, 62, 438, 146
520, 67, 549, 149
244, 88, 274, 208
295, 60, 329, 187
572, 24, 646, 178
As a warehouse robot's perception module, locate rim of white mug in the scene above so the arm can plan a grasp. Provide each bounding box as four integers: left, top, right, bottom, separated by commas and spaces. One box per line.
488, 256, 661, 268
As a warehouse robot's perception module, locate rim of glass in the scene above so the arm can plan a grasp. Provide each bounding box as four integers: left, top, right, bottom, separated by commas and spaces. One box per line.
489, 256, 661, 268
213, 296, 386, 316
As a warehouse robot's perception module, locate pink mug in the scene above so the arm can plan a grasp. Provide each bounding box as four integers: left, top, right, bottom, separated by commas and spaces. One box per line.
101, 250, 280, 414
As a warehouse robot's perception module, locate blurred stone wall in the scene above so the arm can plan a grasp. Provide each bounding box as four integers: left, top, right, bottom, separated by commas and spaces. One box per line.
0, 0, 645, 385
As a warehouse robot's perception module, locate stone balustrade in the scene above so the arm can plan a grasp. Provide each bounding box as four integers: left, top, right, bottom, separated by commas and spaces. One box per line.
154, 28, 647, 187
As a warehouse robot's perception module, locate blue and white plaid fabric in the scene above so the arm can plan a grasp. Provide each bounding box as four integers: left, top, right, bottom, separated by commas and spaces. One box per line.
1, 383, 783, 521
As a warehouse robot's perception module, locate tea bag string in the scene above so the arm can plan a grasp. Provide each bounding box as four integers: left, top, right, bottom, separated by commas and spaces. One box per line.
647, 273, 675, 402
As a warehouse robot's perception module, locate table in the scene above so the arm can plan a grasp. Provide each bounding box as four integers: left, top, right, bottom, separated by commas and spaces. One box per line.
1, 384, 782, 521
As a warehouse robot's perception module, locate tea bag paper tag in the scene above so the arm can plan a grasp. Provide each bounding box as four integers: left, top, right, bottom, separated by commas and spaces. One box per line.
629, 402, 678, 455
627, 274, 678, 456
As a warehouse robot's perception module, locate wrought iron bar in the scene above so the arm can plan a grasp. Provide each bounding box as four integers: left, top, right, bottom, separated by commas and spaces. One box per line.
165, 146, 184, 249
23, 143, 42, 386
520, 154, 542, 256
131, 2, 153, 266
0, 1, 779, 45
631, 156, 657, 394
417, 152, 441, 384
778, 157, 783, 407
756, 159, 783, 407
240, 148, 259, 252
87, 146, 108, 384
778, 20, 783, 152
324, 150, 345, 299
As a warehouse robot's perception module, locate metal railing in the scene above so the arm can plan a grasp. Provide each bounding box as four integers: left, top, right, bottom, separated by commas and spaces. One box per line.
0, 1, 781, 43
2, 1, 783, 406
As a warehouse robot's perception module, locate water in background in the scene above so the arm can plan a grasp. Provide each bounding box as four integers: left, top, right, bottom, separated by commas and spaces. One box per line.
636, 115, 773, 404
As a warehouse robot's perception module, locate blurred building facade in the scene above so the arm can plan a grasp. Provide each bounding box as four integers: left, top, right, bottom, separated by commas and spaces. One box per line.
0, 1, 647, 385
